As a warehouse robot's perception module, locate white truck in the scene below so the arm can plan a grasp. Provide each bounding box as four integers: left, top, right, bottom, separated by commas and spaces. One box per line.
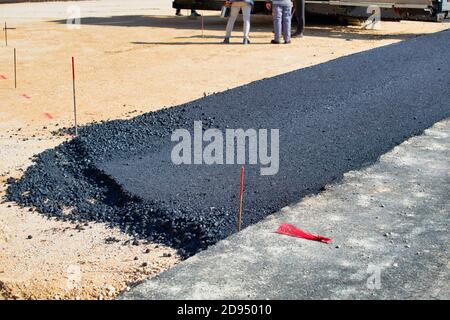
173, 0, 450, 21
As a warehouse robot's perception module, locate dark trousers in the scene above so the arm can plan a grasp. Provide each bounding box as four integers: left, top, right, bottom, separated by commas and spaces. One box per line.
294, 0, 305, 34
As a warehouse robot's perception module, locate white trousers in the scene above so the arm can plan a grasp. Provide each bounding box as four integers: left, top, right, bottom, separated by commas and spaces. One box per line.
225, 3, 251, 39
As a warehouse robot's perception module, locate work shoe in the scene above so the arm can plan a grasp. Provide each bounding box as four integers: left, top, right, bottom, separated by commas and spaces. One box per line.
223, 37, 230, 44
292, 31, 304, 38
188, 11, 201, 19
271, 39, 281, 44
243, 38, 250, 45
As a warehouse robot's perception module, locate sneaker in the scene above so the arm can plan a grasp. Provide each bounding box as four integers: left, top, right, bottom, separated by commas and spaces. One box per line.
188, 13, 198, 20
284, 40, 291, 44
189, 11, 201, 19
175, 12, 183, 17
223, 37, 230, 44
292, 31, 303, 38
271, 39, 281, 44
243, 38, 250, 45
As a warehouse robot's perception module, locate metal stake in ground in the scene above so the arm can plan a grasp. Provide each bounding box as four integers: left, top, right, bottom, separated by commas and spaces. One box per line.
4, 22, 7, 46
237, 165, 245, 232
3, 22, 15, 46
13, 48, 17, 89
201, 13, 204, 38
72, 57, 78, 136
3, 22, 14, 47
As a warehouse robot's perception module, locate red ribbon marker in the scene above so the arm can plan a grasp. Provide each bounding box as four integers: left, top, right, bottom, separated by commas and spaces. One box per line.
0, 75, 7, 80
21, 93, 31, 99
276, 223, 332, 244
43, 112, 54, 119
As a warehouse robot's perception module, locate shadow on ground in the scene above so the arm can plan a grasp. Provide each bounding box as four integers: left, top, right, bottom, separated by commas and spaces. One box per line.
51, 15, 426, 42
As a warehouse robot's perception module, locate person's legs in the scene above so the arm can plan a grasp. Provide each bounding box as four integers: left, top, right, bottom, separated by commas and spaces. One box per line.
242, 4, 252, 42
272, 5, 282, 43
175, 8, 182, 16
293, 0, 305, 36
225, 5, 240, 40
282, 5, 292, 43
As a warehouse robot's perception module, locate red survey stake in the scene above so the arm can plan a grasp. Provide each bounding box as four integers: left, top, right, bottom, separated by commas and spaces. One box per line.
72, 56, 78, 136
237, 165, 245, 232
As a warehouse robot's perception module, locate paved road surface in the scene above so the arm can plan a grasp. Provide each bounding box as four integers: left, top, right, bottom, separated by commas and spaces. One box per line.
8, 29, 450, 255
122, 119, 450, 299
101, 29, 450, 249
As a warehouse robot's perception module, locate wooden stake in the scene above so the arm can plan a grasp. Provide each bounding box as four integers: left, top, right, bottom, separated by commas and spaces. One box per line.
72, 57, 78, 136
13, 48, 17, 89
237, 165, 245, 232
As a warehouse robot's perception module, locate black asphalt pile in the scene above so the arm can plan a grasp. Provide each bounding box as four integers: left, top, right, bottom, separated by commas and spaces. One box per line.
7, 30, 450, 256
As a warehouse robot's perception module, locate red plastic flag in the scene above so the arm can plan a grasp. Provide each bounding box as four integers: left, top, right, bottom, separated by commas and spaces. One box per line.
43, 112, 54, 119
276, 223, 332, 244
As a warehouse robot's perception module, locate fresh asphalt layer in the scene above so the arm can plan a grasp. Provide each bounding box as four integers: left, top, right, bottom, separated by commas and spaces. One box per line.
7, 29, 450, 256
122, 119, 450, 300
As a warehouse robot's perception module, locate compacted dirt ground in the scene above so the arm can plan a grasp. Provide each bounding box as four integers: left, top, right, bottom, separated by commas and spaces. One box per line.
0, 0, 448, 300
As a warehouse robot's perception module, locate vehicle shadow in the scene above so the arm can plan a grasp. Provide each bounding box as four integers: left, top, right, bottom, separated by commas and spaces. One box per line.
131, 41, 269, 45
51, 14, 426, 41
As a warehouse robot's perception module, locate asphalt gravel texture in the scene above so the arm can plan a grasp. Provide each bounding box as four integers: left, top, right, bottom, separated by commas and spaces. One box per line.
7, 30, 450, 256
